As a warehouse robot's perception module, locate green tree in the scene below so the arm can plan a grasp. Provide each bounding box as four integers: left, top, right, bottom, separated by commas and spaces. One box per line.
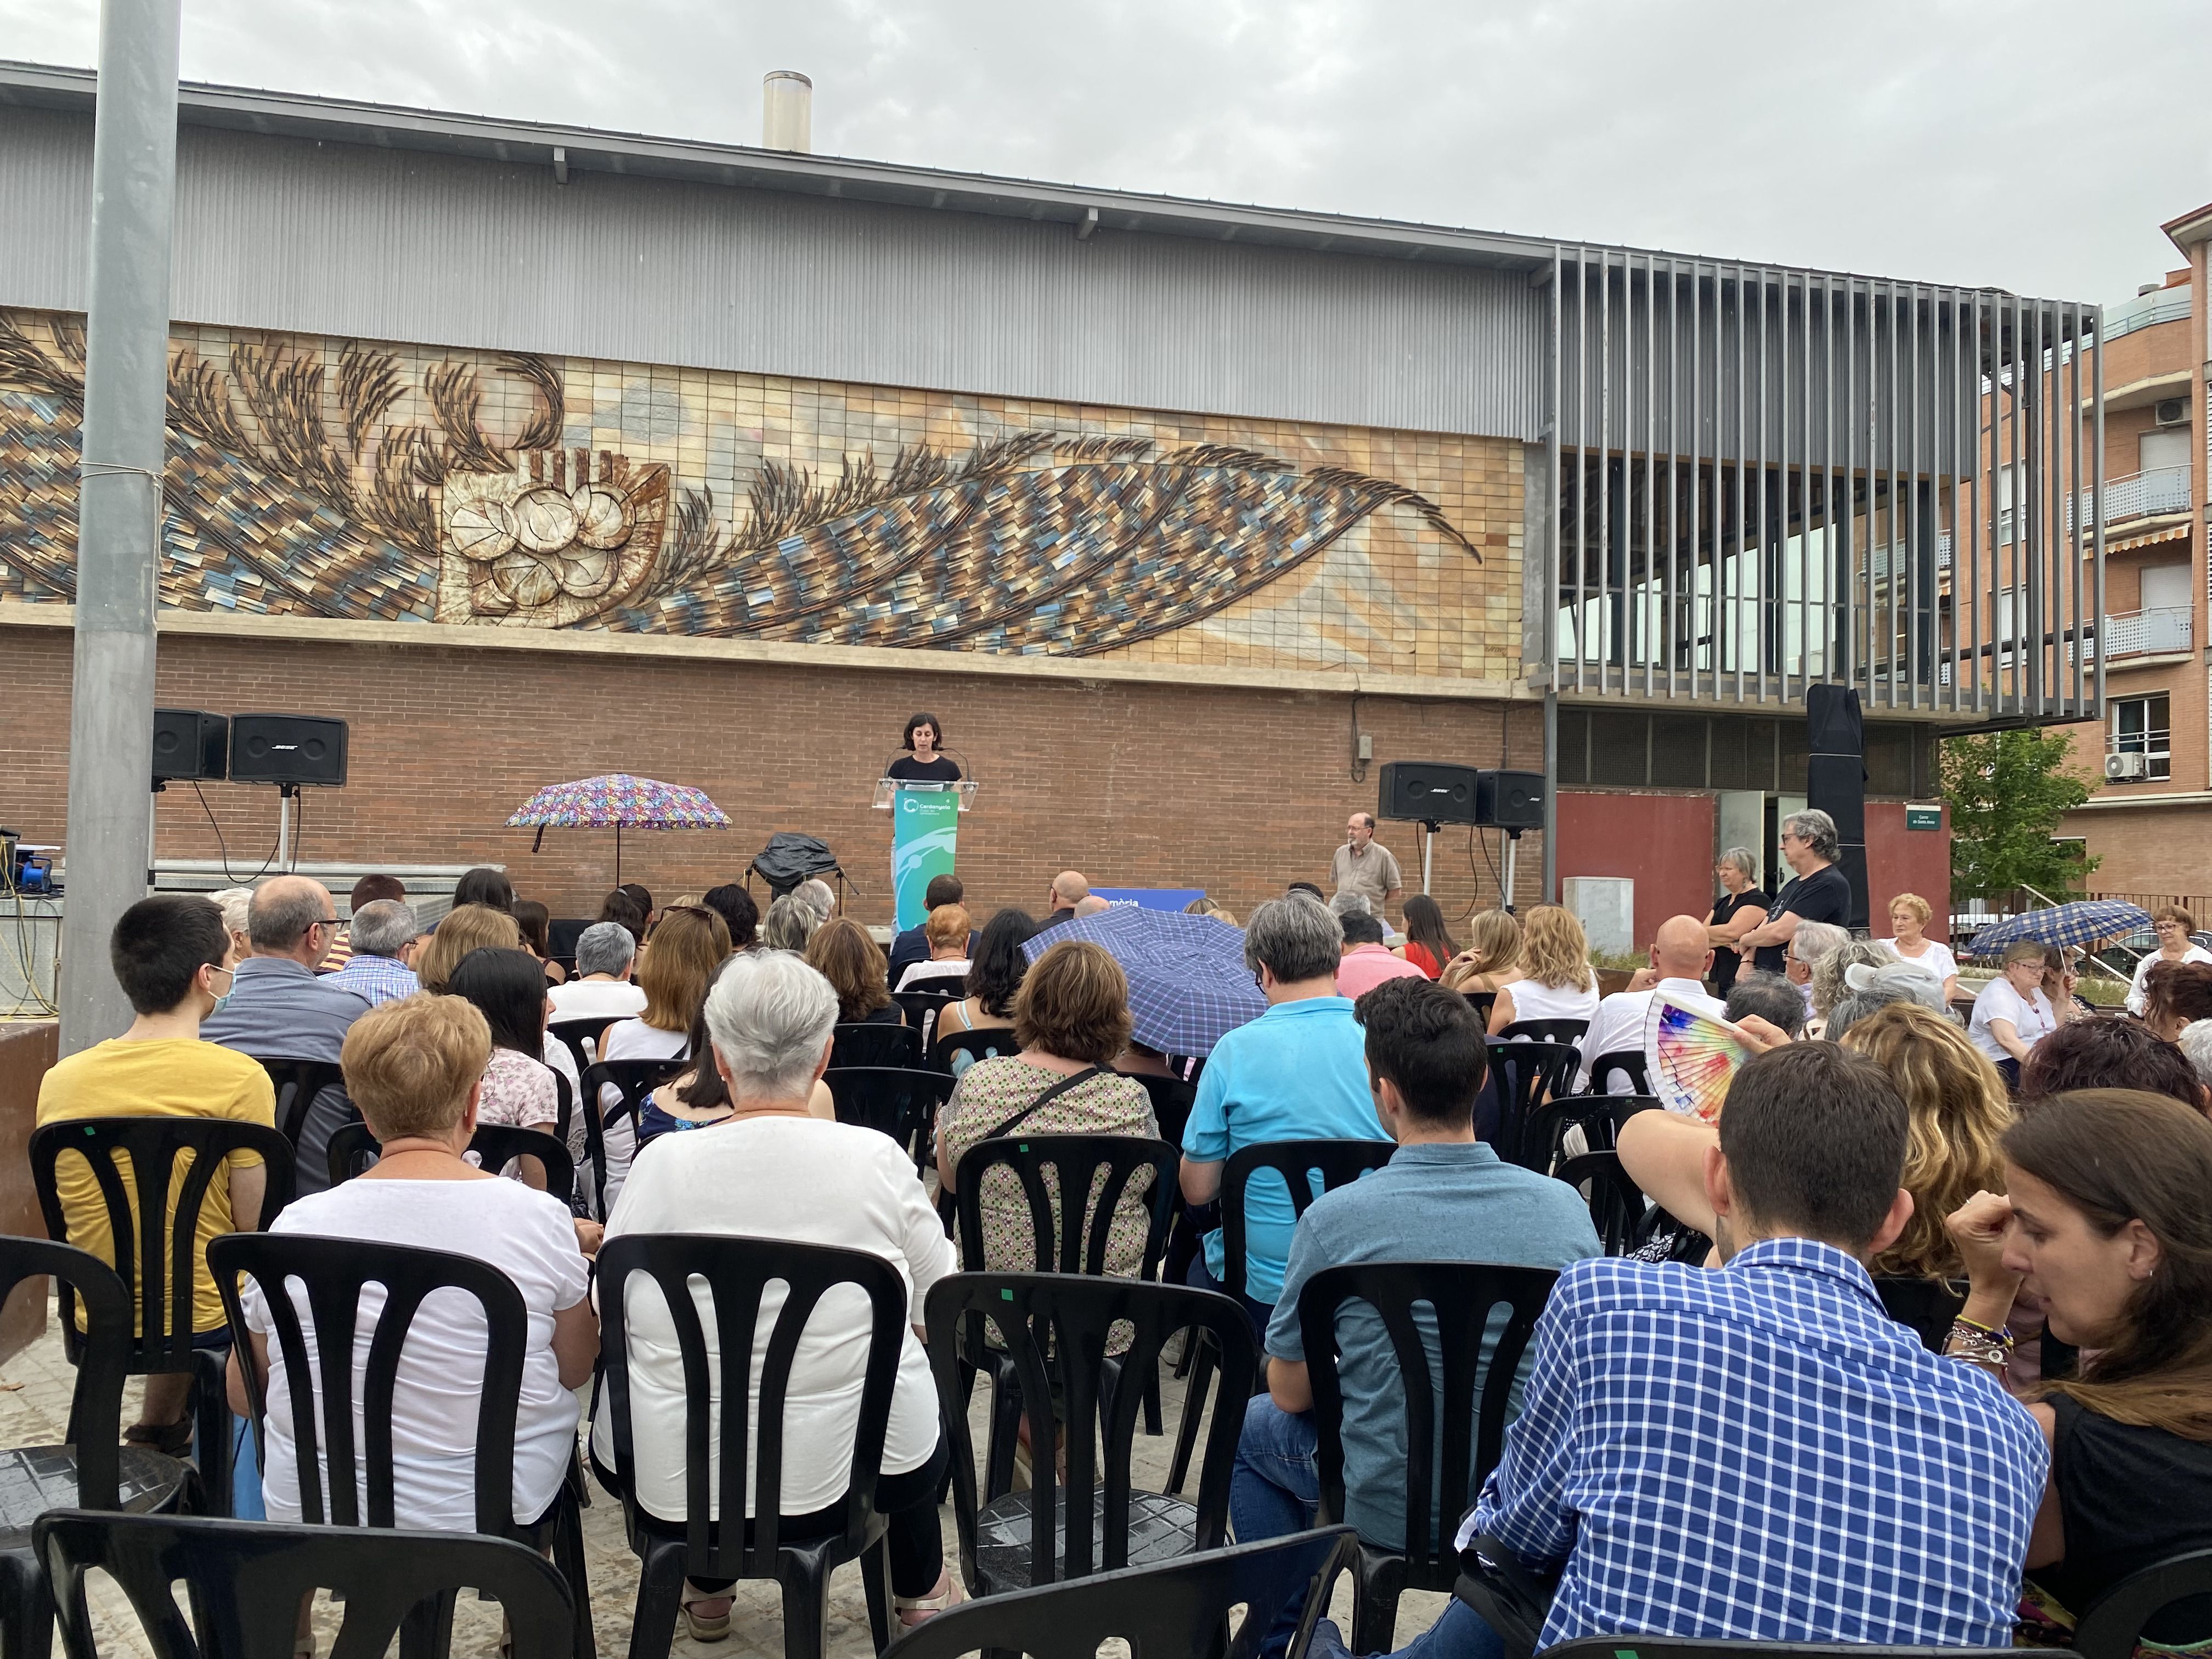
1940, 727, 2100, 900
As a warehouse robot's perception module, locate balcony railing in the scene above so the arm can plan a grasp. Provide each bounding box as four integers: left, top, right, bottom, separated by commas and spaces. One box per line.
2099, 605, 2193, 661
1936, 465, 2192, 565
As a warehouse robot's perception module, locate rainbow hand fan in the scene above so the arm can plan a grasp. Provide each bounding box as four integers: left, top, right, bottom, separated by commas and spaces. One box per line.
1644, 992, 1755, 1122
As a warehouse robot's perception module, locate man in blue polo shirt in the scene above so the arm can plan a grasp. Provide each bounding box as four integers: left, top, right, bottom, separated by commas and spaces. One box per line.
1231, 975, 1599, 1570
1180, 894, 1392, 1324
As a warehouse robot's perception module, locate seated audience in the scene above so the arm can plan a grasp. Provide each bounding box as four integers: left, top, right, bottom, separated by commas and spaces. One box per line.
1971, 940, 2063, 1088
1486, 905, 1599, 1035
894, 903, 973, 991
1882, 891, 1962, 1003
548, 922, 648, 1023
1573, 915, 1722, 1091
1352, 1043, 2046, 1659
1032, 870, 1090, 934
452, 866, 516, 913
1286, 881, 1326, 902
1782, 920, 1850, 1031
640, 957, 834, 1146
2018, 1015, 2209, 1114
597, 951, 960, 1635
2127, 903, 2212, 1015
1072, 894, 1111, 919
1328, 891, 1373, 921
617, 881, 655, 921
449, 947, 562, 1139
414, 903, 523, 994
2181, 1020, 2212, 1091
597, 887, 651, 943
1393, 893, 1458, 979
1440, 909, 1522, 996
321, 899, 422, 1007
1181, 895, 1390, 1322
1186, 898, 1242, 927
794, 877, 838, 923
700, 883, 760, 952
1810, 938, 1892, 1028
202, 876, 371, 1195
936, 909, 1037, 1047
1233, 978, 1599, 1561
2143, 958, 2212, 1043
38, 894, 274, 1453
209, 885, 256, 963
1946, 1090, 2212, 1647
808, 917, 901, 1025
598, 905, 731, 1207
1824, 960, 1951, 1040
1335, 908, 1427, 1000
230, 994, 595, 1531
511, 898, 566, 985
760, 894, 820, 953
2041, 945, 2090, 1025
936, 941, 1159, 1295
887, 874, 966, 989
318, 873, 406, 974
1724, 968, 1805, 1039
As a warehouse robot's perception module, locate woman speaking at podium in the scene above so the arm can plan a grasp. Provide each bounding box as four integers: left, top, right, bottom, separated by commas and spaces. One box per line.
887, 712, 963, 783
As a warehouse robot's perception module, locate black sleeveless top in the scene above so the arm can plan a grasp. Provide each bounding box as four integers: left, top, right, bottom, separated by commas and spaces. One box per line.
2034, 1391, 2212, 1642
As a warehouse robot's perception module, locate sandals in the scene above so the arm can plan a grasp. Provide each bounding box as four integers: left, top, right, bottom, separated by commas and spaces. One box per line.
123, 1418, 193, 1458
680, 1581, 733, 1643
897, 1574, 966, 1628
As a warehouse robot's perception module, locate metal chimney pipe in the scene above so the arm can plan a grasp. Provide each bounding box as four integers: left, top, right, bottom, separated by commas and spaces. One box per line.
762, 71, 812, 152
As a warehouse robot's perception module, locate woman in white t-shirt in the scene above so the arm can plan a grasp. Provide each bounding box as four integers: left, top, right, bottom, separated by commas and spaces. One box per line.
227, 994, 597, 1533
2126, 904, 2212, 1015
1882, 891, 1962, 1005
1968, 941, 2058, 1088
594, 950, 960, 1640
1487, 905, 1600, 1035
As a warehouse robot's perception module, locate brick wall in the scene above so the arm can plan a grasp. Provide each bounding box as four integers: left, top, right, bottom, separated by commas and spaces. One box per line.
0, 622, 1543, 926
2057, 802, 2212, 896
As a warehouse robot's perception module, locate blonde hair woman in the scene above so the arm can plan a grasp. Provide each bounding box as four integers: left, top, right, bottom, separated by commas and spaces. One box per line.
1838, 1001, 2012, 1278
597, 905, 732, 1208
413, 904, 523, 994
1487, 905, 1598, 1035
1441, 909, 1523, 995
1883, 892, 1962, 1004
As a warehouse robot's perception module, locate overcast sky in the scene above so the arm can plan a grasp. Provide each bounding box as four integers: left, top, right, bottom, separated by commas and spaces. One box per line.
7, 0, 2208, 303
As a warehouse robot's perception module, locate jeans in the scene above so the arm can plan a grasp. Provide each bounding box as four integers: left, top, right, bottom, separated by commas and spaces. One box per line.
1306, 1599, 1508, 1659
1231, 1394, 1321, 1543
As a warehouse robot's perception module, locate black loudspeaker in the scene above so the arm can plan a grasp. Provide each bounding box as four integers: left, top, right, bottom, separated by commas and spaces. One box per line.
152, 709, 229, 783
1804, 684, 1869, 932
1477, 769, 1544, 830
1378, 762, 1482, 825
230, 714, 349, 787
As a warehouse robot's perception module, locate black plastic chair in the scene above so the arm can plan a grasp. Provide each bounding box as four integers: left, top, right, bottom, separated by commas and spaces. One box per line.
1300, 1261, 1559, 1653
546, 1015, 617, 1082
324, 1120, 380, 1187
1496, 1017, 1589, 1046
1579, 1047, 1650, 1096
932, 1025, 1021, 1076
878, 1527, 1359, 1659
1124, 1071, 1198, 1149
578, 1057, 687, 1218
824, 1066, 955, 1171
1484, 1040, 1582, 1170
832, 1020, 924, 1070
926, 1271, 1256, 1595
2071, 1545, 2212, 1659
37, 1510, 574, 1659
1874, 1277, 1967, 1352
951, 1136, 1181, 1494
0, 1239, 191, 1659
593, 1233, 906, 1659
252, 1055, 347, 1153
894, 988, 963, 1044
1521, 1093, 1660, 1177
1462, 990, 1498, 1025
1167, 1138, 1395, 1496
1552, 1152, 1649, 1256
324, 1122, 575, 1205
30, 1116, 297, 1520
210, 1232, 593, 1659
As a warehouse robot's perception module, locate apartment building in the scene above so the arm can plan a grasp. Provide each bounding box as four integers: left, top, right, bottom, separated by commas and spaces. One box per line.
2054, 201, 2212, 896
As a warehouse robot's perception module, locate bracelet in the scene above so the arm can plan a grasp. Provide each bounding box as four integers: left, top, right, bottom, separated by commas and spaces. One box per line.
1945, 1318, 2015, 1372
1953, 1313, 2004, 1336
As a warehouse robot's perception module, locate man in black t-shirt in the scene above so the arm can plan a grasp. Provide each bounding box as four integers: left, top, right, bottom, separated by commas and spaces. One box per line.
1735, 809, 1853, 968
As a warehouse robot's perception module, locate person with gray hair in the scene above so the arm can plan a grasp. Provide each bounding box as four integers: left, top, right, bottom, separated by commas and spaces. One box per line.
320, 900, 423, 1007
2177, 1019, 2212, 1090
1784, 920, 1853, 1030
596, 950, 962, 1636
1732, 808, 1852, 968
1826, 961, 1956, 1041
760, 894, 821, 953
208, 886, 256, 962
794, 877, 837, 922
1328, 890, 1373, 920
1724, 969, 1806, 1039
547, 922, 647, 1024
1809, 938, 1894, 1024
1707, 848, 1774, 996
1182, 894, 1391, 1321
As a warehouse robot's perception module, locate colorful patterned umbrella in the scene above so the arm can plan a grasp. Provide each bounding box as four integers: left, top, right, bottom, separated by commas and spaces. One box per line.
1963, 899, 2152, 957
1023, 903, 1264, 1057
505, 774, 729, 884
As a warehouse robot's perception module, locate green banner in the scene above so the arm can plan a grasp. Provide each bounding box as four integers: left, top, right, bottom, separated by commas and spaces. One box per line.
891, 786, 961, 932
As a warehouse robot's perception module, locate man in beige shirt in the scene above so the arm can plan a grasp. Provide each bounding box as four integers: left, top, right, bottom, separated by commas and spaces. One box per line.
1328, 813, 1403, 918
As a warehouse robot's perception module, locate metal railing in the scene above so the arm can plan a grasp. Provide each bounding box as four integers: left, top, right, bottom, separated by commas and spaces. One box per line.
1937, 465, 2188, 563
2097, 605, 2193, 659
2098, 286, 2192, 346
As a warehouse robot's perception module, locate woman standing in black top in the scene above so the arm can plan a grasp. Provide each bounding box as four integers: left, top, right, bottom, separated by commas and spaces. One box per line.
888, 713, 962, 783
1946, 1090, 2212, 1649
1706, 847, 1771, 996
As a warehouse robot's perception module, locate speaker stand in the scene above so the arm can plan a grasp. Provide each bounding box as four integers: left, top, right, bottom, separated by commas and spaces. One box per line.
147, 780, 164, 889
276, 783, 300, 873
1418, 819, 1442, 896
1500, 828, 1523, 915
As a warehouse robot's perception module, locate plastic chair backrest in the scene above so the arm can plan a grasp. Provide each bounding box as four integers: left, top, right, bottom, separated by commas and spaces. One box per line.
324, 1122, 574, 1203
1552, 1152, 1648, 1255
2070, 1546, 2212, 1659
37, 1510, 573, 1659
831, 1022, 924, 1070
1496, 1018, 1589, 1046
595, 1233, 906, 1577
822, 1066, 954, 1154
256, 1057, 347, 1149
1125, 1072, 1198, 1148
550, 1069, 573, 1147
1299, 1261, 1558, 1576
1220, 1139, 1394, 1302
325, 1120, 380, 1188
1483, 1041, 1582, 1169
952, 1135, 1178, 1278
1581, 1048, 1650, 1096
1462, 990, 1498, 1026
31, 1116, 298, 1375
210, 1233, 526, 1534
1521, 1094, 1660, 1175
0, 1238, 129, 1506
877, 1527, 1359, 1659
894, 989, 961, 1042
1873, 1276, 1966, 1353
546, 1016, 616, 1080
930, 1025, 1020, 1077
924, 1271, 1257, 1587
577, 1057, 687, 1216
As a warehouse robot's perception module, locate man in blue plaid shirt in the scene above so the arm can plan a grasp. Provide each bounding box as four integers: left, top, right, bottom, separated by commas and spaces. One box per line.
1320, 1042, 2045, 1658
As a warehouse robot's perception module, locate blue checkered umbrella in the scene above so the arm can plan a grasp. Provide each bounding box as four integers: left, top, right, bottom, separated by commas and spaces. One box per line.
1964, 900, 2152, 957
1022, 904, 1264, 1057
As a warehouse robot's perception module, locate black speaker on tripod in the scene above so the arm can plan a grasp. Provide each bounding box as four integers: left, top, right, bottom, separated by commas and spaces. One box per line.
153, 709, 229, 783
1804, 685, 1869, 932
229, 714, 349, 788
1377, 762, 1481, 826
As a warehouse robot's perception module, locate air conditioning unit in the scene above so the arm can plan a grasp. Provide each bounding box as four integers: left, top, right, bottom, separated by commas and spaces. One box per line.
2154, 397, 2188, 427
2105, 751, 2151, 782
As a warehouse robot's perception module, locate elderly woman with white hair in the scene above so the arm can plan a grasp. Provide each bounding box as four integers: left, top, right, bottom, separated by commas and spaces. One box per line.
593, 951, 960, 1638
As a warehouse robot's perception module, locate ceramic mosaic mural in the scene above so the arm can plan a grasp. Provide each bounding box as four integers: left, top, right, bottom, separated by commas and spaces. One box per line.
0, 309, 1520, 676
